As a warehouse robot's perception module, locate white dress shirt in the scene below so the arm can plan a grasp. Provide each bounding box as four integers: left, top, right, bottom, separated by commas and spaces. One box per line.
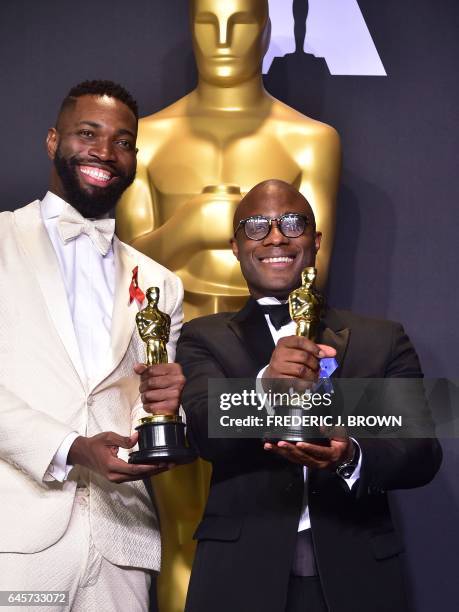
41, 191, 115, 481
256, 297, 362, 531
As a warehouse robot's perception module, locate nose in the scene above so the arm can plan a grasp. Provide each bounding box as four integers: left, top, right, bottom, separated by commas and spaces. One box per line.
262, 220, 289, 246
88, 137, 116, 162
216, 18, 230, 47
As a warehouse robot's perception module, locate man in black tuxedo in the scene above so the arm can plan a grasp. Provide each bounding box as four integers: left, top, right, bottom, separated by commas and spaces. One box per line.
141, 180, 441, 612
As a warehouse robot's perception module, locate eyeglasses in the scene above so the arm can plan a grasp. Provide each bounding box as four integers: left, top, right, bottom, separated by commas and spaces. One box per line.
234, 213, 310, 241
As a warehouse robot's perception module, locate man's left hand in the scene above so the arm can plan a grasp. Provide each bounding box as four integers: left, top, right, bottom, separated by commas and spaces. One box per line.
264, 436, 353, 470
135, 363, 185, 414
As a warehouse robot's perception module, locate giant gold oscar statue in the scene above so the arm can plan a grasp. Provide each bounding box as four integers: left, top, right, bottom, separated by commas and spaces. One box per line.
116, 1, 341, 610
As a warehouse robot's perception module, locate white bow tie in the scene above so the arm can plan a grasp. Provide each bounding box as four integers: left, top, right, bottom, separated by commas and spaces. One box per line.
57, 205, 115, 256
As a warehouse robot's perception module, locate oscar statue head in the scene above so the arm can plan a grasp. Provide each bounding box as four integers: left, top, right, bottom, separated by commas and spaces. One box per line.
146, 286, 159, 305
190, 0, 271, 86
301, 267, 316, 288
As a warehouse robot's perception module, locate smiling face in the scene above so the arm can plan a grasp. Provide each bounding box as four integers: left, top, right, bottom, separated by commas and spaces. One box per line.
231, 180, 321, 300
47, 94, 137, 218
190, 0, 270, 86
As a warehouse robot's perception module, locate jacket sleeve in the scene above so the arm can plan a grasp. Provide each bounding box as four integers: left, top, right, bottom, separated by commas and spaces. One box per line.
0, 384, 76, 485
355, 322, 442, 495
176, 322, 262, 463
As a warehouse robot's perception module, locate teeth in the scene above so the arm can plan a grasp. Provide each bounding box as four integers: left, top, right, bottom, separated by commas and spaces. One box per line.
262, 257, 293, 263
80, 166, 111, 181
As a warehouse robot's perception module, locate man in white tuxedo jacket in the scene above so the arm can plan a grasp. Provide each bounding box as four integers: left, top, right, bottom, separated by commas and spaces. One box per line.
0, 81, 185, 611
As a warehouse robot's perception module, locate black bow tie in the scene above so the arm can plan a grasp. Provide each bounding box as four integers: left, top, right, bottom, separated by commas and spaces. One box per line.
259, 303, 291, 330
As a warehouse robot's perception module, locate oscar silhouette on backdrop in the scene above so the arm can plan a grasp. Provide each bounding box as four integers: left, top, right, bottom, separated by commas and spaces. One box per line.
265, 0, 329, 119
294, 0, 309, 54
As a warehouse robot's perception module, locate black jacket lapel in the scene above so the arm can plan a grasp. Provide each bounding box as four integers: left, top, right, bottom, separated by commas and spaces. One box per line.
317, 308, 350, 377
228, 298, 275, 372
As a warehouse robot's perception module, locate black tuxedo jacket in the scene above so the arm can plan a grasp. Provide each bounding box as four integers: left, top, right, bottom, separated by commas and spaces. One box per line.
176, 299, 442, 612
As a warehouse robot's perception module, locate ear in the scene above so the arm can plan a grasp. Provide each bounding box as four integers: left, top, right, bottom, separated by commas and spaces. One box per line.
46, 128, 59, 160
230, 237, 240, 260
314, 231, 322, 253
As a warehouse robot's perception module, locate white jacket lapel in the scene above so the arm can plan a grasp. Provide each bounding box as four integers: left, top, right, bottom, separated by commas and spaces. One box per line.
92, 237, 139, 389
13, 201, 86, 387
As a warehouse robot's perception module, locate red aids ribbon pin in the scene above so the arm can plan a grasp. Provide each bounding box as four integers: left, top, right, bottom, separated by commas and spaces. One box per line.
129, 266, 146, 304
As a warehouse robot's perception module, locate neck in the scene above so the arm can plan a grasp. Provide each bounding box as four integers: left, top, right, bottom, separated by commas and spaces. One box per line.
48, 172, 65, 202
250, 291, 289, 302
194, 75, 269, 112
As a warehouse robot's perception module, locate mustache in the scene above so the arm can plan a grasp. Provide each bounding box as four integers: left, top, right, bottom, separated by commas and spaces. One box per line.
68, 156, 121, 177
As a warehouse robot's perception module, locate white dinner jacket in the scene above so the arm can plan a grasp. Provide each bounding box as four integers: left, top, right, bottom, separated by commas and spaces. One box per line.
0, 201, 183, 571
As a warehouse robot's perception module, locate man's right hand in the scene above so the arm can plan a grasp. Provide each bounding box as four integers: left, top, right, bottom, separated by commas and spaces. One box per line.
263, 336, 337, 381
67, 432, 173, 483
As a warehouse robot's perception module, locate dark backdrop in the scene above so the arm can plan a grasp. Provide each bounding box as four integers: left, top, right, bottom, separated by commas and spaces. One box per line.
1, 1, 457, 610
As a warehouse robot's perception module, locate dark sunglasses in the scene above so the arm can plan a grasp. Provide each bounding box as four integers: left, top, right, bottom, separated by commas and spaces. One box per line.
234, 213, 310, 241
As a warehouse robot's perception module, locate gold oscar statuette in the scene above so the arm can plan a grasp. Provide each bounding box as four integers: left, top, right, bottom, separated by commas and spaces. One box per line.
289, 267, 324, 341
129, 287, 196, 465
263, 267, 327, 443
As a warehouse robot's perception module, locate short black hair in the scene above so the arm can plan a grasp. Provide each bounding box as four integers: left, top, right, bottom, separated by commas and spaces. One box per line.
57, 79, 139, 124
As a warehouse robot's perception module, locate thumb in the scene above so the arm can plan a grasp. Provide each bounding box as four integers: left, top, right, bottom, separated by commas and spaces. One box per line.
329, 427, 349, 443
317, 344, 337, 359
134, 363, 147, 375
103, 432, 137, 449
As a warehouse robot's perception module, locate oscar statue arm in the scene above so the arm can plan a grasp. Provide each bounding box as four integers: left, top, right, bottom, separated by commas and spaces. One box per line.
133, 196, 238, 270
135, 311, 149, 339
118, 182, 238, 271
297, 125, 341, 225
354, 323, 442, 497
290, 299, 309, 319
289, 292, 299, 311
296, 126, 341, 287
165, 313, 172, 338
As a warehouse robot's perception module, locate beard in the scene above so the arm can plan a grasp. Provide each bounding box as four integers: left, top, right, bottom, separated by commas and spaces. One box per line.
53, 148, 136, 218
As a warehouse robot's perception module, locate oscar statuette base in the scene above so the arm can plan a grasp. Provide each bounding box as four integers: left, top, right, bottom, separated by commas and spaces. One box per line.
129, 414, 197, 465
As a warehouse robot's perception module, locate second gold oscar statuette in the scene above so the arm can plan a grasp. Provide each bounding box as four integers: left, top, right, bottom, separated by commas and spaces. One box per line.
289, 267, 324, 341
263, 268, 327, 443
128, 287, 196, 465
